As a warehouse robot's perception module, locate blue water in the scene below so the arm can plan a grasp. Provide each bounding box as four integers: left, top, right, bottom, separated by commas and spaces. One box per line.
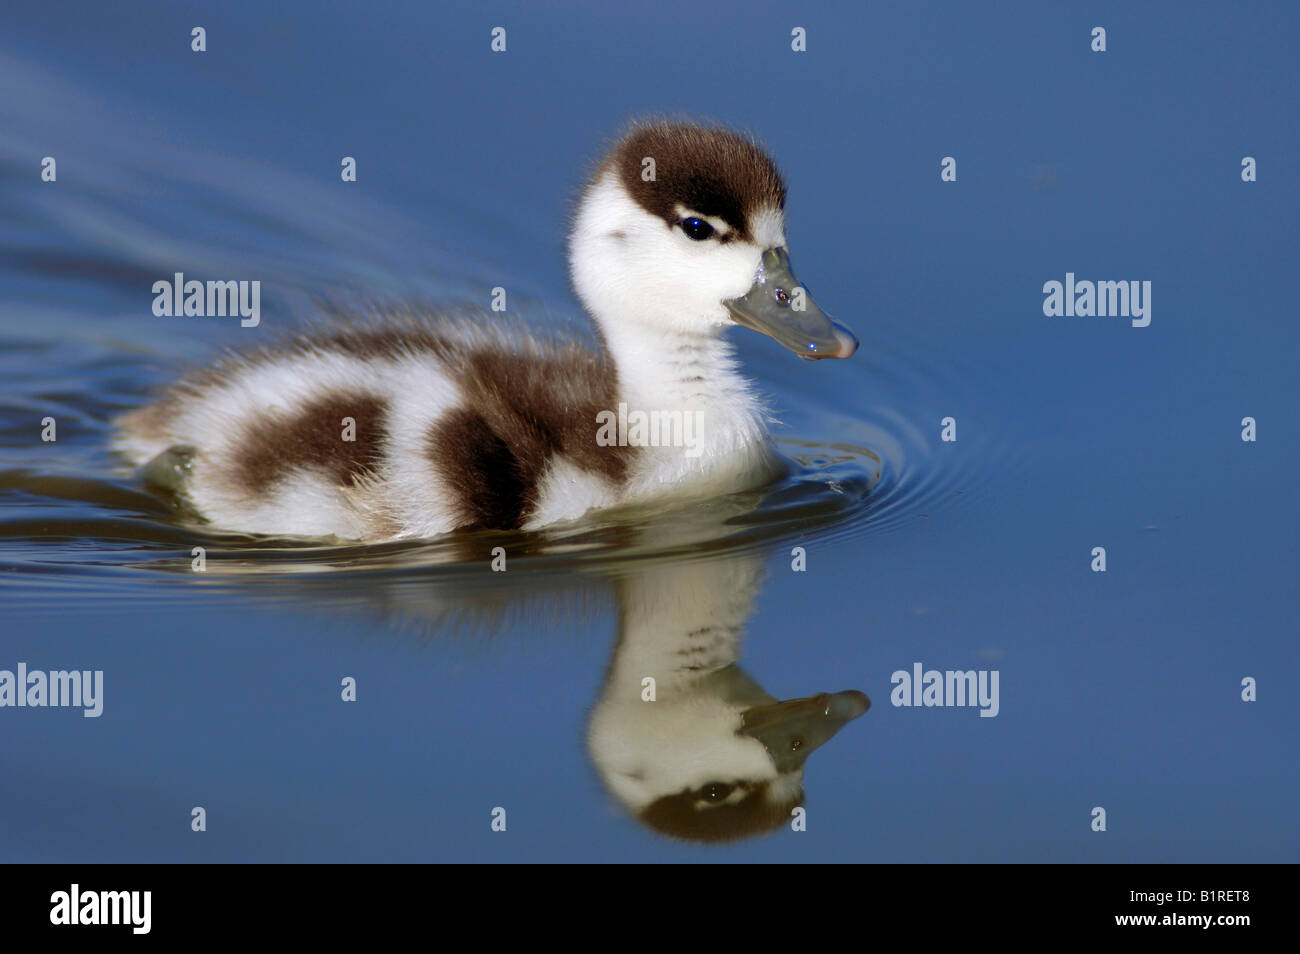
1, 0, 1296, 861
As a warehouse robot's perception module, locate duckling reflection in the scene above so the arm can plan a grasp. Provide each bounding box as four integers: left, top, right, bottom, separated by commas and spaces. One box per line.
144, 481, 875, 844
588, 554, 869, 842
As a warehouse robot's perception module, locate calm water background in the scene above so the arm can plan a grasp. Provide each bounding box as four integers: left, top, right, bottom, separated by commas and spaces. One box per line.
1, 0, 1296, 861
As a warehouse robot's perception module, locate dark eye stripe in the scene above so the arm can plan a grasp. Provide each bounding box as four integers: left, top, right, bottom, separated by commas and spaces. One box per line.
680, 216, 716, 241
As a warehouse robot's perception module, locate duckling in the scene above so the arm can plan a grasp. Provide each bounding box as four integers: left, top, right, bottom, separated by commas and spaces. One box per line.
588, 554, 869, 842
114, 121, 858, 540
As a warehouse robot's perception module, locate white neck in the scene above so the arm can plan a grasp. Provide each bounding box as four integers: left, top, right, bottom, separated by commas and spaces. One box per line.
605, 557, 764, 695
598, 320, 781, 498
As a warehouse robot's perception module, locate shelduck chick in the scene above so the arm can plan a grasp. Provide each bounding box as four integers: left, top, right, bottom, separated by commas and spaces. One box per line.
115, 121, 859, 541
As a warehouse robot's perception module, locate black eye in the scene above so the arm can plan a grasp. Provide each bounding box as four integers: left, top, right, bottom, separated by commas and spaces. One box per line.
701, 782, 734, 802
680, 217, 715, 241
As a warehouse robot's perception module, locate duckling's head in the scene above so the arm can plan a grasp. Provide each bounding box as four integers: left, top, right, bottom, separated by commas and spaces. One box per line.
570, 121, 858, 360
589, 675, 870, 843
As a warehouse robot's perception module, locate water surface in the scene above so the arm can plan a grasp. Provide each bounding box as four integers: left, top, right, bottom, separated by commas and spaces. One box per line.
1, 0, 1296, 861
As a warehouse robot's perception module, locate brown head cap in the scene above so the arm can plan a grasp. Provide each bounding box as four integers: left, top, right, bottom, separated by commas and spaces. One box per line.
604, 121, 786, 242
639, 780, 803, 843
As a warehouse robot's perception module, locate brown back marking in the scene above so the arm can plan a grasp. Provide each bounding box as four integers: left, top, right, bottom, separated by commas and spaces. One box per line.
237, 392, 389, 493
428, 346, 636, 531
134, 319, 631, 530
